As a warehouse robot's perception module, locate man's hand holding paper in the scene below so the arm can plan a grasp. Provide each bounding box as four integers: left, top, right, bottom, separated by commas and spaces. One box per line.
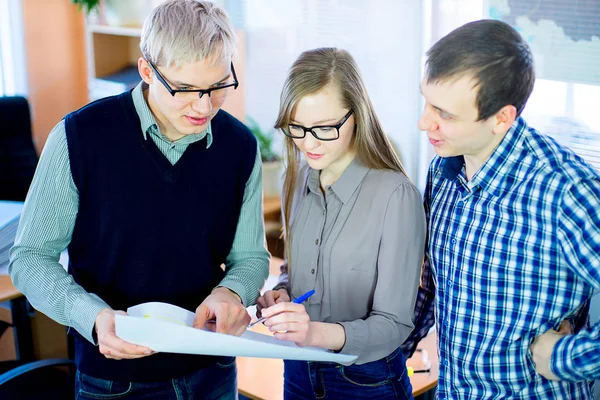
193, 286, 250, 336
95, 308, 155, 360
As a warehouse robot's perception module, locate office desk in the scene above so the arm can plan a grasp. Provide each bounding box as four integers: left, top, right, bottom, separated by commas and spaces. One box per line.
0, 275, 34, 362
0, 276, 20, 302
0, 201, 34, 362
237, 257, 438, 399
407, 330, 438, 397
237, 323, 284, 400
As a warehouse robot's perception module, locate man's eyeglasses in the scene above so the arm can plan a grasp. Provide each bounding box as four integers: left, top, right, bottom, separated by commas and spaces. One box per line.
147, 60, 238, 102
281, 110, 353, 141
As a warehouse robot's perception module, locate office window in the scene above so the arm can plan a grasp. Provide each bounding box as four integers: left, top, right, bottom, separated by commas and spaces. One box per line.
417, 0, 600, 190
227, 0, 424, 180
0, 0, 27, 96
489, 0, 600, 171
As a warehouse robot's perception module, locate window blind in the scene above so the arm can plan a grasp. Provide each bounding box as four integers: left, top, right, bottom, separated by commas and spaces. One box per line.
489, 0, 600, 171
225, 0, 424, 180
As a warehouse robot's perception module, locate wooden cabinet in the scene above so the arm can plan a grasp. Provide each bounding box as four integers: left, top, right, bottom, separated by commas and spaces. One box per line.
84, 24, 142, 102
86, 24, 142, 79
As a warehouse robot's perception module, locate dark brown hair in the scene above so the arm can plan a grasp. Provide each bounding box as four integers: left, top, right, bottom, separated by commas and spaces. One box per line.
426, 19, 535, 120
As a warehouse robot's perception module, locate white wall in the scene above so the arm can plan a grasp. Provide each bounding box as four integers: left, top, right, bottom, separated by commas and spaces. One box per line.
237, 0, 424, 181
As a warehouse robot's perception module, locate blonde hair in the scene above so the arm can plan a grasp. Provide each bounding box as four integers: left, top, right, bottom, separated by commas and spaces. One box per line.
275, 48, 406, 262
140, 0, 237, 67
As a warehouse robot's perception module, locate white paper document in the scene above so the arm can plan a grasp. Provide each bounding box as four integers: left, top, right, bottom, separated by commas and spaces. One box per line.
115, 302, 357, 364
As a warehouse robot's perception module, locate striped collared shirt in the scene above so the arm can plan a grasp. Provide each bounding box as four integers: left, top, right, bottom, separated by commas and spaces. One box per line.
402, 117, 600, 398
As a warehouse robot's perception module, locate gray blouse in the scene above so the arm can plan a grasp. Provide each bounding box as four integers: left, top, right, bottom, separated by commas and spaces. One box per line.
277, 158, 426, 364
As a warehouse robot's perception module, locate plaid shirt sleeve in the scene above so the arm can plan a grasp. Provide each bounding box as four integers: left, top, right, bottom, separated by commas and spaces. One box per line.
401, 168, 436, 358
551, 177, 600, 381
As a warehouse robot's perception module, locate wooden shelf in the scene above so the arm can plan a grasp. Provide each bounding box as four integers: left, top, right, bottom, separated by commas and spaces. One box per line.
88, 24, 142, 37
85, 21, 143, 94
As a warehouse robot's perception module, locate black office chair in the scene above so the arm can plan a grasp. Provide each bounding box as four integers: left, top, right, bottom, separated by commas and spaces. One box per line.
0, 323, 76, 399
0, 96, 38, 201
0, 357, 76, 399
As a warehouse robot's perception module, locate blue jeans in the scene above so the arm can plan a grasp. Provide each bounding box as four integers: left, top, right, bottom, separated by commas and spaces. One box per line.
284, 348, 413, 399
75, 357, 237, 399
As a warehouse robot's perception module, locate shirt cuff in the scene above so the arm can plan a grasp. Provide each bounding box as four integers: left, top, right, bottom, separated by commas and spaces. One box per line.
550, 334, 590, 381
216, 280, 247, 306
272, 282, 289, 292
70, 293, 111, 345
337, 320, 368, 359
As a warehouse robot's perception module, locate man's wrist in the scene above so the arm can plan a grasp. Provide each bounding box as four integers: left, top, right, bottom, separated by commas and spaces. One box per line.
93, 307, 111, 345
212, 286, 242, 303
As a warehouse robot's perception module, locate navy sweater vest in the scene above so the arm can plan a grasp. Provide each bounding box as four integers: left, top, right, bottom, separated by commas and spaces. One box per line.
64, 91, 256, 382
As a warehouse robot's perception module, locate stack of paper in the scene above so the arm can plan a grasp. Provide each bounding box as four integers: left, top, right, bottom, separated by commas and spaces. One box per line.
116, 302, 357, 364
0, 201, 24, 274
89, 66, 141, 101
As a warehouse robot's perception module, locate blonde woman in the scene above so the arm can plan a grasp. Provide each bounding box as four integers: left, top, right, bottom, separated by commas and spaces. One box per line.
257, 48, 426, 399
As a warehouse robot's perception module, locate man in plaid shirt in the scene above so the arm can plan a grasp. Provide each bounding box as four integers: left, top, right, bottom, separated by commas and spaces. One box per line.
401, 20, 600, 398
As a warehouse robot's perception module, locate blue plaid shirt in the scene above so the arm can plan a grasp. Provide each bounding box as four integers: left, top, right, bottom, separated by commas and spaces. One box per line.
402, 117, 600, 398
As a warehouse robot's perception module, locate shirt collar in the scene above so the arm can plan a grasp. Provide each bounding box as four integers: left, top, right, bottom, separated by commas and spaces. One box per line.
307, 157, 370, 204
439, 117, 528, 194
131, 82, 213, 148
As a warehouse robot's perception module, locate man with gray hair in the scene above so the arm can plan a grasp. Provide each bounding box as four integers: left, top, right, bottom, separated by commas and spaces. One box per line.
10, 1, 269, 398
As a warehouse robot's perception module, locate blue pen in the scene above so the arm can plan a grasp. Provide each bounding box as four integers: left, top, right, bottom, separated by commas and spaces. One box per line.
249, 289, 315, 327
292, 289, 316, 304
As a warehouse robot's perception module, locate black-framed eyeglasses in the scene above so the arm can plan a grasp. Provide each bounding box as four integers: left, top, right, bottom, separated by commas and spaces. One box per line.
147, 60, 239, 102
282, 110, 353, 141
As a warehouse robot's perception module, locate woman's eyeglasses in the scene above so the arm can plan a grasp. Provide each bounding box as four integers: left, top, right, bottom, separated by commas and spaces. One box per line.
281, 110, 353, 141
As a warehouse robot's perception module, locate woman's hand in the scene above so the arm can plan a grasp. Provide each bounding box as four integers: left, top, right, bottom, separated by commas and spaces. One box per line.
260, 302, 313, 347
256, 288, 290, 317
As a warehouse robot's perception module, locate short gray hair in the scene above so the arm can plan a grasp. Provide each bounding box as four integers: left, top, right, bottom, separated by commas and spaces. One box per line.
140, 0, 237, 67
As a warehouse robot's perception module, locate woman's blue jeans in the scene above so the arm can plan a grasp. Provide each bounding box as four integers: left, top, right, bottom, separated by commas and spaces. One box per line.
283, 347, 413, 399
74, 357, 237, 399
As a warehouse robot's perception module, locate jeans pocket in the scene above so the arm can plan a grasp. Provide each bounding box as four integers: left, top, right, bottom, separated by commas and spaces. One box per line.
76, 371, 133, 399
216, 356, 236, 368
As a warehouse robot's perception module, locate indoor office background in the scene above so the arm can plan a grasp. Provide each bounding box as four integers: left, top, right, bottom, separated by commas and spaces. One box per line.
0, 0, 599, 398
